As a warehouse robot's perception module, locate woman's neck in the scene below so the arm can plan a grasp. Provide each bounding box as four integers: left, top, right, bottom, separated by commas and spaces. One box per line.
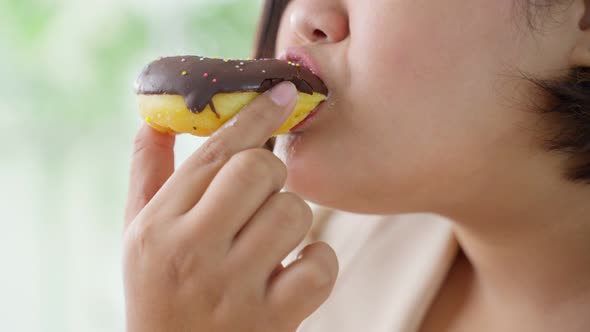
449, 179, 590, 329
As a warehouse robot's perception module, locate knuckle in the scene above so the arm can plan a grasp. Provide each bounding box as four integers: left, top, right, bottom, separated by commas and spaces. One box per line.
132, 131, 172, 158
303, 256, 336, 289
229, 151, 267, 187
245, 96, 278, 122
124, 220, 155, 257
230, 149, 286, 189
165, 240, 196, 285
132, 129, 152, 156
272, 192, 312, 232
266, 152, 288, 188
251, 148, 287, 186
123, 221, 162, 274
124, 220, 201, 286
132, 135, 149, 157
198, 138, 232, 165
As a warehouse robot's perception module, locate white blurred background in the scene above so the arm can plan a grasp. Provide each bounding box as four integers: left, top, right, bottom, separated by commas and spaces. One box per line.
0, 0, 262, 330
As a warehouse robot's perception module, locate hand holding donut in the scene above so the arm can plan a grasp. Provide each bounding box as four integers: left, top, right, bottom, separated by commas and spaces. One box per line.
124, 82, 338, 332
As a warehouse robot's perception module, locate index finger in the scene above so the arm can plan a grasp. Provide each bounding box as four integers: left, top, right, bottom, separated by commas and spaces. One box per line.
149, 81, 298, 213
204, 81, 298, 162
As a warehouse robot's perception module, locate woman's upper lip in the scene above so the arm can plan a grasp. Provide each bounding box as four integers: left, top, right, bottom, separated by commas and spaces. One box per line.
277, 47, 325, 83
277, 48, 330, 133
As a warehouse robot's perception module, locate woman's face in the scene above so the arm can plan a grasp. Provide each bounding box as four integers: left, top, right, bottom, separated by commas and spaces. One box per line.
273, 0, 582, 215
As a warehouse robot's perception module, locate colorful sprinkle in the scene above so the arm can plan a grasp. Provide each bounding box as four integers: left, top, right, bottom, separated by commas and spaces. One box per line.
296, 63, 301, 67
224, 59, 229, 62
262, 70, 266, 73
203, 73, 209, 78
212, 78, 217, 83
199, 57, 204, 61
235, 65, 240, 68
182, 71, 187, 76
181, 58, 186, 62
145, 117, 152, 122
240, 62, 244, 65
239, 68, 244, 72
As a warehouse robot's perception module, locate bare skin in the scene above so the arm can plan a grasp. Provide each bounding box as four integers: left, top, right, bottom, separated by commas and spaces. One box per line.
273, 0, 590, 330
124, 0, 590, 331
123, 82, 338, 332
419, 245, 590, 332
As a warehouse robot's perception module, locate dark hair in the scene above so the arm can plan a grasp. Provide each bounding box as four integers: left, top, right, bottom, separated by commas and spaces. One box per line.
526, 68, 590, 183
254, 0, 590, 184
255, 0, 289, 151
521, 0, 590, 183
254, 0, 288, 59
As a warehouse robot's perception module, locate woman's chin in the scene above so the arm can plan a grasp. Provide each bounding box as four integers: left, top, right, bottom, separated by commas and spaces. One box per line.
274, 133, 330, 203
273, 133, 431, 215
274, 132, 363, 212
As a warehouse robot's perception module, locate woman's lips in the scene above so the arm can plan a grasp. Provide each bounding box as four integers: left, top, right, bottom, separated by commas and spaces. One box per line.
278, 47, 329, 133
289, 100, 326, 133
278, 47, 326, 83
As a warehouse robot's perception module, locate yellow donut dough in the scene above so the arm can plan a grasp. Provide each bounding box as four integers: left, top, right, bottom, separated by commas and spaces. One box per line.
137, 91, 327, 136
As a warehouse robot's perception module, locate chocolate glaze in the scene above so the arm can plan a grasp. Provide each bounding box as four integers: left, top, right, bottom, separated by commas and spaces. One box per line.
135, 56, 328, 114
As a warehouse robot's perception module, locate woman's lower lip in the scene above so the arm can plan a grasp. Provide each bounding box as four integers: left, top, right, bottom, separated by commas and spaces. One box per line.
289, 102, 326, 133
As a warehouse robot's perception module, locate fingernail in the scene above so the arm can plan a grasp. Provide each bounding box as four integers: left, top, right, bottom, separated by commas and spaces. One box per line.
269, 82, 297, 107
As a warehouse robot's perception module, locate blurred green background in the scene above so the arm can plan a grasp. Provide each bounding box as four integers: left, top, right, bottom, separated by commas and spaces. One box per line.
0, 0, 262, 330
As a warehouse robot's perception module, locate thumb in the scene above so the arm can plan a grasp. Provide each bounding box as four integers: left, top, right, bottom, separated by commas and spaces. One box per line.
124, 123, 175, 230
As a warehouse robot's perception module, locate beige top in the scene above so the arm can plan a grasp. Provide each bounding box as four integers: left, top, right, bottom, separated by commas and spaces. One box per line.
287, 206, 458, 332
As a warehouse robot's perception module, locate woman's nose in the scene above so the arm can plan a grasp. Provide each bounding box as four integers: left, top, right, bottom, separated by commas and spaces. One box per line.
288, 0, 349, 44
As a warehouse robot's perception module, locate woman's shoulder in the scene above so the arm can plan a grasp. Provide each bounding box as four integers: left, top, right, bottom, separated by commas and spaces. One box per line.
294, 204, 459, 332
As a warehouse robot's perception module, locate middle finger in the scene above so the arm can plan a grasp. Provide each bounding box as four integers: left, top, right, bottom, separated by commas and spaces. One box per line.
182, 148, 287, 246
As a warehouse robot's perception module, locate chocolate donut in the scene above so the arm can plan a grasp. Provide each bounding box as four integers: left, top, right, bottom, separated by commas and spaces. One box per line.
135, 56, 328, 136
